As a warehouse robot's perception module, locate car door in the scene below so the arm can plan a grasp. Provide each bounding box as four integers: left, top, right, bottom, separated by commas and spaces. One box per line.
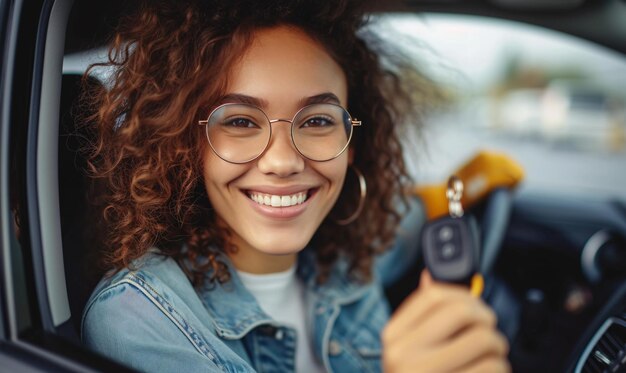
0, 0, 132, 370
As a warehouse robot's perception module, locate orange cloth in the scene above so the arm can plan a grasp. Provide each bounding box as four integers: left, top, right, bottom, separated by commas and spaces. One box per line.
414, 151, 524, 220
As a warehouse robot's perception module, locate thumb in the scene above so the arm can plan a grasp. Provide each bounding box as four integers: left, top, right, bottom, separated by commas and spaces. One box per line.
420, 269, 433, 290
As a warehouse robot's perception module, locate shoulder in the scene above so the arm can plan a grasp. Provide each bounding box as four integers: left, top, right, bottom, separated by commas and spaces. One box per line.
82, 251, 197, 335
82, 252, 193, 327
81, 251, 249, 372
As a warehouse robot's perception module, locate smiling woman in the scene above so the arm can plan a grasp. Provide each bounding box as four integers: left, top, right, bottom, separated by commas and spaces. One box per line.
81, 0, 413, 288
78, 0, 509, 372
202, 26, 351, 272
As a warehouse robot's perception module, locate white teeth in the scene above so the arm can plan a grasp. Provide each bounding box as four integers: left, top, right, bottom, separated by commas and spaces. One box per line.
248, 191, 309, 207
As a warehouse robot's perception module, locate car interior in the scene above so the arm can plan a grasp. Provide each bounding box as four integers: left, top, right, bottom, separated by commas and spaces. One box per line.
1, 0, 626, 372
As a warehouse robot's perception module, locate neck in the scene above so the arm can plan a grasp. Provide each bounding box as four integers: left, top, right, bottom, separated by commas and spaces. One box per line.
227, 242, 297, 274
228, 247, 296, 274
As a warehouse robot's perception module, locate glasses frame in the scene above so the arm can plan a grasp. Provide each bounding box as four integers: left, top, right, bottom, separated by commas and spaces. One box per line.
198, 102, 362, 164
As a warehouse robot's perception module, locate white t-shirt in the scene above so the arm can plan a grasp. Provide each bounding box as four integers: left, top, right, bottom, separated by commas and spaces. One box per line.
237, 265, 325, 373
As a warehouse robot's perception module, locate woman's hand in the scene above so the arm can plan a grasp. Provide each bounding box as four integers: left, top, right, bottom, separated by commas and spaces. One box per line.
382, 271, 511, 373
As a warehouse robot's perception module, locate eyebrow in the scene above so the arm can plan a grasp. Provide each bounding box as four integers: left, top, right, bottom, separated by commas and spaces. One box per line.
299, 93, 341, 107
220, 94, 268, 108
219, 92, 342, 109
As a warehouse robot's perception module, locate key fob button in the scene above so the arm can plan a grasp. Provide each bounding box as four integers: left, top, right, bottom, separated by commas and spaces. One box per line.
438, 226, 454, 241
439, 242, 460, 261
421, 216, 478, 285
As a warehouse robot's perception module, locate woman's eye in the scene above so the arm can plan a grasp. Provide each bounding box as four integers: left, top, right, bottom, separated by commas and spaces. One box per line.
301, 116, 335, 128
224, 118, 258, 128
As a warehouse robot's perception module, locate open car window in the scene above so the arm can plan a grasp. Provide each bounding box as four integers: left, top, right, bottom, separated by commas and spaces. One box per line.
374, 13, 626, 200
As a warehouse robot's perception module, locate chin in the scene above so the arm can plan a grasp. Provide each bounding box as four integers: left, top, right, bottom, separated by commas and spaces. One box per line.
260, 241, 308, 256
251, 233, 312, 256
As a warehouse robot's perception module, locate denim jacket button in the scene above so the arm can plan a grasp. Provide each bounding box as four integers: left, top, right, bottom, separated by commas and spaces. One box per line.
275, 329, 284, 340
329, 340, 342, 356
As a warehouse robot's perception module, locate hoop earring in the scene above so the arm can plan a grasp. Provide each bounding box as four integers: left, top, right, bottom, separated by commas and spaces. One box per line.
334, 165, 367, 225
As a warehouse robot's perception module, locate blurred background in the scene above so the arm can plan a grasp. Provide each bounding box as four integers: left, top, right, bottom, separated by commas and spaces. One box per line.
375, 14, 626, 200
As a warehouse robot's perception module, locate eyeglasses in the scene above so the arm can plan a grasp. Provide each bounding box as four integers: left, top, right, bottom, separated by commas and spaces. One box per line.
198, 103, 361, 164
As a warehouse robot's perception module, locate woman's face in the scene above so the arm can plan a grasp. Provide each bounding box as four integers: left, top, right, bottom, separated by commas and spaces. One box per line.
202, 25, 349, 273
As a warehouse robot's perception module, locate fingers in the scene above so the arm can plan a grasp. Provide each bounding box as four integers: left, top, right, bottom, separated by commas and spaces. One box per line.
420, 269, 433, 287
382, 270, 510, 373
384, 324, 509, 373
426, 324, 509, 372
384, 322, 509, 371
389, 294, 497, 355
384, 271, 479, 344
463, 356, 512, 373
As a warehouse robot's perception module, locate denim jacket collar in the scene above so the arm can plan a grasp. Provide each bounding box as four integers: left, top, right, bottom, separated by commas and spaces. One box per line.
299, 248, 374, 305
195, 248, 372, 340
195, 257, 272, 339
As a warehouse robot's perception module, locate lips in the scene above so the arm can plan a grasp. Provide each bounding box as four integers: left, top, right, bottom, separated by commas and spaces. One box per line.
247, 190, 309, 207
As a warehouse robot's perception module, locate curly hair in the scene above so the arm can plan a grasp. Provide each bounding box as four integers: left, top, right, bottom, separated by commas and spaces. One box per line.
82, 0, 439, 285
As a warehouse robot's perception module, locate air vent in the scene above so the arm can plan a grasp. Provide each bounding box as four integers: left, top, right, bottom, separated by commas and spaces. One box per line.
575, 316, 626, 373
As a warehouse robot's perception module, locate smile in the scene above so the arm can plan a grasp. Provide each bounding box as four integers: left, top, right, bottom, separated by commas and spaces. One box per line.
247, 190, 310, 207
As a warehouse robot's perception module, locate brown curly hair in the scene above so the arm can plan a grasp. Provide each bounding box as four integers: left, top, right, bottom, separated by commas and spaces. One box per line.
82, 0, 438, 285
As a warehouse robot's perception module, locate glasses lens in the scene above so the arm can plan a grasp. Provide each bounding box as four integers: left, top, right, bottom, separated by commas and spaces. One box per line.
292, 104, 353, 161
206, 104, 270, 163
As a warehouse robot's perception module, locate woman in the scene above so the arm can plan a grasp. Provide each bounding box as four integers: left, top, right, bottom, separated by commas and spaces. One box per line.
81, 0, 509, 372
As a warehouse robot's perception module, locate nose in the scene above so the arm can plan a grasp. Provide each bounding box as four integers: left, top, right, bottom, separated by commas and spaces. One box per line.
257, 120, 305, 177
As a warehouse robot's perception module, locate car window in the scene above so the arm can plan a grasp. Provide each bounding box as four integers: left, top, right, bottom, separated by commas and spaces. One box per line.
373, 14, 626, 200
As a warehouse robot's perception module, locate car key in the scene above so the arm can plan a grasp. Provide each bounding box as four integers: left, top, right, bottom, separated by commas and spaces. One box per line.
421, 176, 482, 293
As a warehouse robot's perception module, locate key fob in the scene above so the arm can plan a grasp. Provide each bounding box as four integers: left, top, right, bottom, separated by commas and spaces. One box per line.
421, 215, 479, 286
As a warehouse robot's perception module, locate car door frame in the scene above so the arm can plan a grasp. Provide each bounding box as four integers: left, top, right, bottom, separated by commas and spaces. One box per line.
0, 0, 134, 370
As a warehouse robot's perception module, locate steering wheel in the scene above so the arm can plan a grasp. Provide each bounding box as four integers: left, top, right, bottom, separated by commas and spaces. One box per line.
470, 187, 520, 342
477, 187, 514, 276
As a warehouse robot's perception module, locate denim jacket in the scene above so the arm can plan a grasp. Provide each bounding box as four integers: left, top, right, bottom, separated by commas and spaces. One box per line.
81, 199, 423, 372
